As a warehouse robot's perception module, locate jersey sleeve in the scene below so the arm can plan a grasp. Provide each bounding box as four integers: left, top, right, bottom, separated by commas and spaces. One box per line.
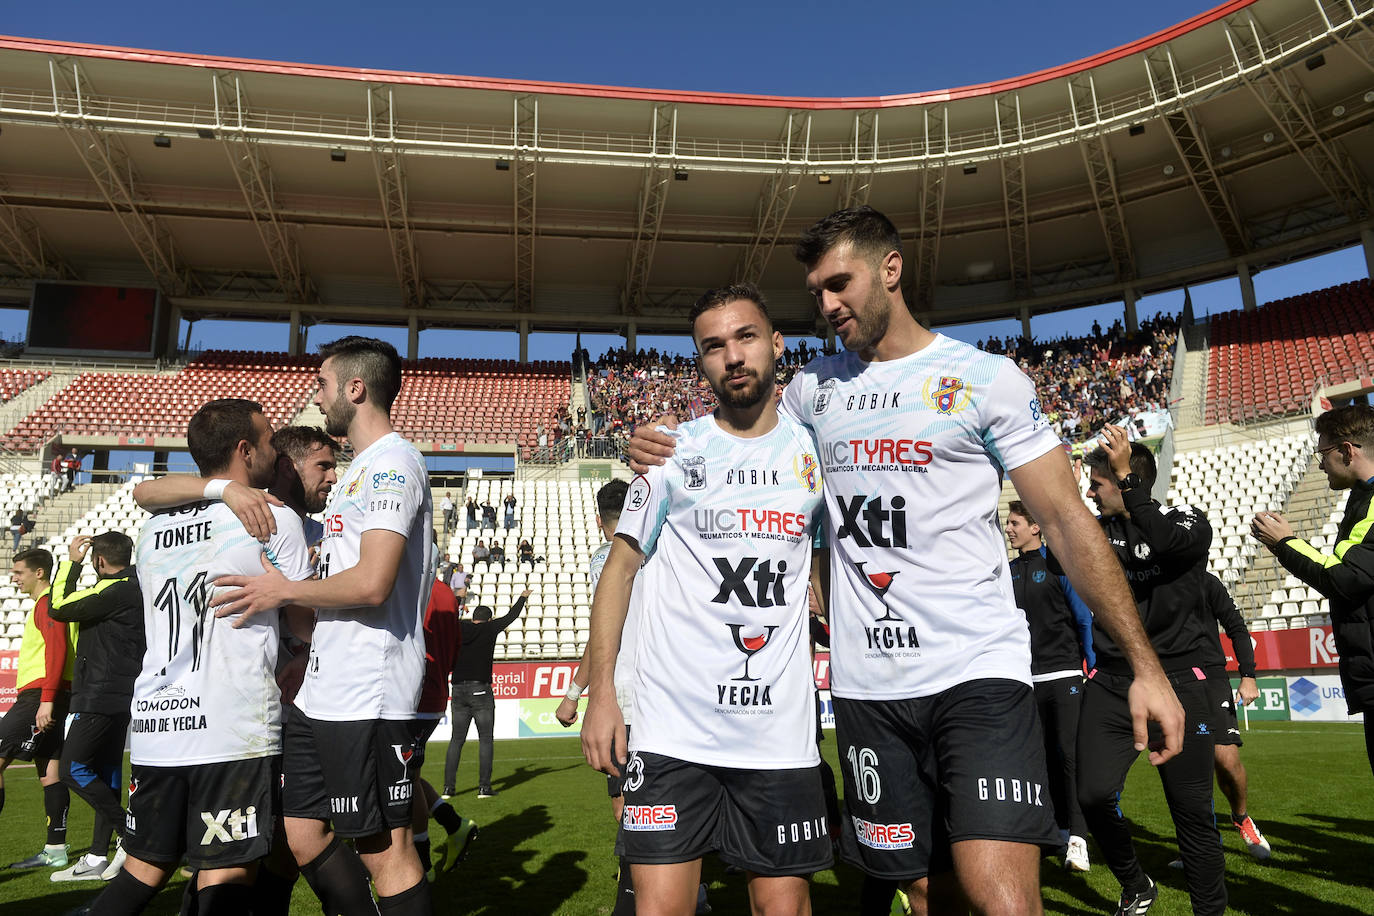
266, 508, 315, 582
614, 461, 672, 559
780, 372, 808, 426
979, 359, 1061, 473
359, 447, 426, 538
35, 596, 70, 701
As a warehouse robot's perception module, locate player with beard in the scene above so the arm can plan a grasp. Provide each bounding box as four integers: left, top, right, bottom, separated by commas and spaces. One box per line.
132, 424, 341, 915
83, 399, 313, 916
629, 207, 1183, 916
211, 337, 433, 916
583, 283, 830, 916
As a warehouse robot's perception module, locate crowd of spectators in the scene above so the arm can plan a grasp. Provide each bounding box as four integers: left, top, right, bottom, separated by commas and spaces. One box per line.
981, 314, 1179, 443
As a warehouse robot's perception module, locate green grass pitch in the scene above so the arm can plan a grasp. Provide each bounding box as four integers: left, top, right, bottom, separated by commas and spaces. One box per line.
0, 722, 1368, 914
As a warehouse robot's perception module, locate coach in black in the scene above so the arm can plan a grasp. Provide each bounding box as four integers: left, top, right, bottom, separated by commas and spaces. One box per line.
47, 531, 144, 883
1076, 427, 1225, 916
1254, 403, 1374, 775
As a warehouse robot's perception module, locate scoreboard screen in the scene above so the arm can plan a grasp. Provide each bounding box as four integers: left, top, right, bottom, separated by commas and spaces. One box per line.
27, 282, 163, 357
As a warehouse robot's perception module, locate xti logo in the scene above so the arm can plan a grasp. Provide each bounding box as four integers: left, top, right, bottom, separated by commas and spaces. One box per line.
711, 557, 787, 607
835, 495, 907, 548
199, 807, 259, 845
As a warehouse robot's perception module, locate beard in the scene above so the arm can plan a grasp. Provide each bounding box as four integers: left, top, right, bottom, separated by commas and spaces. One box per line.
714, 361, 776, 410
323, 397, 355, 438
838, 276, 893, 354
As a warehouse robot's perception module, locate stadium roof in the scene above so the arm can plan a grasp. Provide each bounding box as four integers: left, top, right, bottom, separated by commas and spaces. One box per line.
0, 0, 1370, 343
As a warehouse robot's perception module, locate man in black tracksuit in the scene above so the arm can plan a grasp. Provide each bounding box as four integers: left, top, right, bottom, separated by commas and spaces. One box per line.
46, 531, 144, 881
1006, 499, 1096, 872
1254, 403, 1374, 775
1076, 428, 1225, 916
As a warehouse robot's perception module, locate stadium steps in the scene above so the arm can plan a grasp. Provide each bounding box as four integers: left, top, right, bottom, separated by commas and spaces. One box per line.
0, 368, 78, 443
24, 482, 126, 554
1233, 459, 1337, 615
1176, 323, 1209, 430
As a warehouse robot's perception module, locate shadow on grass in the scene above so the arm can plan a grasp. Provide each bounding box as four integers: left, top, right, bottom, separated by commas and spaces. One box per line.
430, 803, 590, 915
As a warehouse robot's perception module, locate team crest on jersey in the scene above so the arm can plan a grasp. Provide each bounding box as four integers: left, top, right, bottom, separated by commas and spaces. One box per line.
683, 456, 707, 490
813, 378, 837, 414
1133, 543, 1152, 560
923, 376, 970, 415
345, 465, 366, 497
1032, 570, 1047, 584
794, 453, 820, 494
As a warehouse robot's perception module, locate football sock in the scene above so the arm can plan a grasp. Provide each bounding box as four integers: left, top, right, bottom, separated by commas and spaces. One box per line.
414, 831, 430, 873
197, 881, 256, 916
88, 868, 160, 915
299, 836, 380, 916
44, 782, 70, 845
377, 877, 431, 914
253, 863, 299, 916
429, 800, 462, 835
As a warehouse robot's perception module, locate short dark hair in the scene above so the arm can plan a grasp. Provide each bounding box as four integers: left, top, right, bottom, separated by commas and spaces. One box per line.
90, 532, 133, 570
688, 283, 771, 335
318, 336, 402, 411
188, 398, 265, 476
271, 426, 341, 463
472, 605, 493, 622
1084, 441, 1157, 488
1007, 500, 1036, 526
793, 205, 903, 269
14, 547, 53, 580
596, 479, 630, 525
1315, 404, 1374, 450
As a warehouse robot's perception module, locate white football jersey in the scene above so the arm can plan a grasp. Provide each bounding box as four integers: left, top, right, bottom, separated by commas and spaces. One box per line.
615, 414, 823, 769
781, 334, 1061, 701
297, 432, 433, 721
589, 539, 643, 725
132, 502, 312, 765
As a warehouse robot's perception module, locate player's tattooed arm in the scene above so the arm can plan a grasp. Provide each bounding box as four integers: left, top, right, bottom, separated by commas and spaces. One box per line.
133, 476, 282, 541
581, 535, 643, 774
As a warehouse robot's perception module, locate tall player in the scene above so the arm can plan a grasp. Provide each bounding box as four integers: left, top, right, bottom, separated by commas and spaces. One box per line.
629, 206, 1184, 914
212, 336, 434, 916
83, 398, 313, 916
583, 284, 831, 916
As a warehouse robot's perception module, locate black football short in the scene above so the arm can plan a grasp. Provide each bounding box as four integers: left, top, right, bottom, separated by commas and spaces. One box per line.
832, 678, 1060, 881
607, 726, 632, 799
618, 751, 833, 877
282, 713, 421, 838
1203, 670, 1243, 747
123, 755, 278, 869
0, 688, 69, 762
414, 716, 441, 768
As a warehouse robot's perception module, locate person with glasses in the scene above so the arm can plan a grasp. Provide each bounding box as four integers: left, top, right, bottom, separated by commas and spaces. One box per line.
1254, 404, 1374, 775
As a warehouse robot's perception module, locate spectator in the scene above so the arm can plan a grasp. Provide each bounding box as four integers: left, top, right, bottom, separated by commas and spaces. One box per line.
487, 542, 506, 570
9, 509, 22, 551
517, 540, 536, 570
63, 449, 80, 491
480, 500, 497, 531
503, 494, 517, 531
465, 497, 478, 530
448, 562, 467, 593
437, 552, 454, 585
441, 492, 455, 534
48, 451, 63, 497
472, 539, 489, 569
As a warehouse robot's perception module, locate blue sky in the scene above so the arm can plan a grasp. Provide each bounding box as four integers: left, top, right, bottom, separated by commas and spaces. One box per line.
1, 0, 1369, 362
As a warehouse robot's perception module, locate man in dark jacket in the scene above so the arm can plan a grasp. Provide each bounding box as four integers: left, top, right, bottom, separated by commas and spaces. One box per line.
47, 531, 144, 882
1077, 427, 1226, 916
1254, 403, 1374, 775
442, 589, 529, 799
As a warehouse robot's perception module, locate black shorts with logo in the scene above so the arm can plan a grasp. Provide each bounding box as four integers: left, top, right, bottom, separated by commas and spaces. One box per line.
414, 716, 441, 768
617, 751, 833, 877
282, 713, 421, 838
0, 688, 69, 762
833, 678, 1059, 881
123, 755, 278, 869
607, 725, 632, 799
1203, 670, 1242, 747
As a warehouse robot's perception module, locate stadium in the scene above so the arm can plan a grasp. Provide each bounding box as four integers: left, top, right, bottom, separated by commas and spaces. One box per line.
0, 0, 1371, 912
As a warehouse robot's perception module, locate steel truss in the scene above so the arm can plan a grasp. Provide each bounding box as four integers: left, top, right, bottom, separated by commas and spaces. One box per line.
215, 73, 316, 304
370, 85, 426, 309
837, 110, 878, 210
48, 57, 199, 295
736, 111, 811, 285
1069, 74, 1136, 283
0, 182, 71, 279
996, 95, 1031, 297
909, 107, 947, 312
622, 103, 675, 316
513, 95, 538, 313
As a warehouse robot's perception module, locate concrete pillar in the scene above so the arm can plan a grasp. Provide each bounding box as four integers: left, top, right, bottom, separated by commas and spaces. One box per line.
1237, 261, 1257, 312
1123, 287, 1139, 333
406, 315, 419, 360
1018, 305, 1032, 341
1362, 226, 1374, 280
626, 321, 637, 353
164, 305, 182, 357
518, 320, 530, 363
288, 311, 302, 356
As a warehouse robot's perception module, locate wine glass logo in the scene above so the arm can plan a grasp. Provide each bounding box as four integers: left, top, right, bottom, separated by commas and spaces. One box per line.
727, 624, 778, 681
391, 744, 415, 785
855, 563, 901, 622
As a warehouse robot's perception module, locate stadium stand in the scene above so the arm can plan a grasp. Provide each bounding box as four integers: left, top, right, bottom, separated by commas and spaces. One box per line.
0, 369, 49, 404
391, 357, 569, 450
1206, 279, 1374, 425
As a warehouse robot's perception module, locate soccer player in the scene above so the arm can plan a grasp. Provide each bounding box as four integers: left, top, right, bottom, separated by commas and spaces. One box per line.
629, 207, 1184, 914
1253, 403, 1374, 775
0, 546, 72, 871
82, 398, 312, 916
1004, 500, 1095, 873
583, 283, 832, 916
1078, 430, 1226, 916
211, 336, 434, 916
47, 532, 144, 883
